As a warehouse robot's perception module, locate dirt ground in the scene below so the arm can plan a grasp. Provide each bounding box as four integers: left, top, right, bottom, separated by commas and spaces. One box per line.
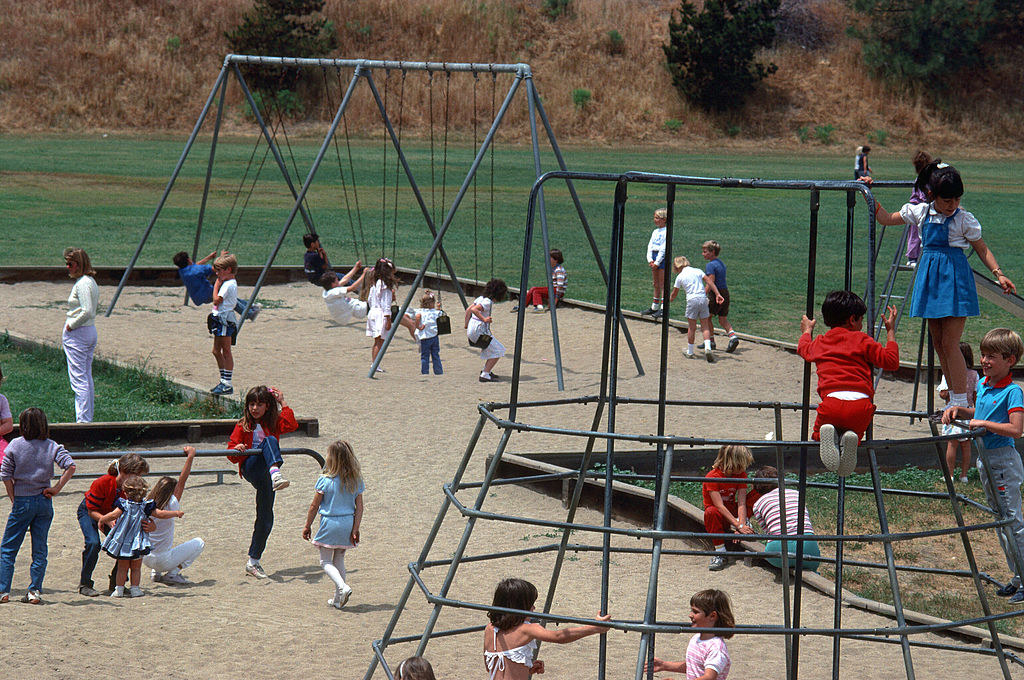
0, 280, 1020, 679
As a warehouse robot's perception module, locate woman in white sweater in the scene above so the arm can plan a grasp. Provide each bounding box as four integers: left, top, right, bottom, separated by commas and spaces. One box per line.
62, 248, 99, 422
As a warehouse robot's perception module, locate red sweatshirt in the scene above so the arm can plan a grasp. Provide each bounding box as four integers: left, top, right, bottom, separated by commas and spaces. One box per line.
226, 406, 299, 466
797, 326, 899, 399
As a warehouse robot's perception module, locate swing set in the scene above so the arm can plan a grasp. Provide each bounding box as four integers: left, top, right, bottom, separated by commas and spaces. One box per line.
106, 54, 642, 388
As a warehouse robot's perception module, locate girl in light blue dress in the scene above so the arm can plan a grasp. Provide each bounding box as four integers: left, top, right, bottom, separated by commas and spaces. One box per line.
302, 440, 364, 609
98, 474, 183, 598
871, 162, 1015, 416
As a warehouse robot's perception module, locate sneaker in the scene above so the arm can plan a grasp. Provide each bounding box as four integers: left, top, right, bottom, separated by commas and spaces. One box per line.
1010, 590, 1024, 605
479, 373, 498, 383
211, 382, 233, 395
247, 303, 262, 321
640, 306, 657, 316
838, 430, 859, 477
727, 337, 740, 353
685, 351, 696, 359
110, 588, 126, 598
150, 569, 161, 583
246, 562, 269, 579
128, 586, 145, 598
705, 347, 715, 363
511, 305, 520, 312
78, 585, 100, 597
337, 584, 353, 608
708, 555, 727, 571
271, 470, 290, 491
533, 305, 544, 313
651, 308, 664, 319
997, 582, 1020, 597
819, 424, 840, 474
160, 572, 191, 585
22, 589, 41, 604
0, 593, 8, 604
710, 339, 717, 350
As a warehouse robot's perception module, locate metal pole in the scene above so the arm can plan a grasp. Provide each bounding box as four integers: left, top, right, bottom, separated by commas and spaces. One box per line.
635, 444, 674, 680
845, 189, 856, 291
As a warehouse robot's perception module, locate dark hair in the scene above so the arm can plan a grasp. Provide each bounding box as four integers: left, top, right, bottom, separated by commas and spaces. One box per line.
861, 145, 871, 154
396, 656, 436, 680
371, 258, 399, 292
172, 251, 191, 269
690, 589, 735, 638
549, 248, 564, 265
911, 150, 932, 174
958, 341, 974, 369
147, 476, 176, 509
241, 385, 279, 433
913, 158, 940, 196
483, 278, 508, 302
303, 233, 320, 248
929, 164, 964, 200
821, 290, 866, 328
319, 271, 340, 291
752, 465, 779, 495
488, 578, 538, 631
18, 407, 49, 441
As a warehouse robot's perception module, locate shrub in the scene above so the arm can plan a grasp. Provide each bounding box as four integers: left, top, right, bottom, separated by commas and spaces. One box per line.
606, 29, 625, 56
544, 0, 572, 20
796, 125, 809, 143
726, 124, 741, 137
572, 88, 592, 110
664, 118, 683, 132
868, 128, 888, 146
165, 36, 181, 53
814, 123, 835, 145
242, 89, 306, 121
663, 0, 780, 112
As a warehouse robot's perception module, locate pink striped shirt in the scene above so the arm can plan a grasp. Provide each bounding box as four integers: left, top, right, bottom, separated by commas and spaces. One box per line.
752, 488, 814, 536
685, 634, 730, 679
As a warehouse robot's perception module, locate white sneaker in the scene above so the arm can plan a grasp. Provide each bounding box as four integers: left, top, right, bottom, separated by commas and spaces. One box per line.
129, 586, 145, 598
246, 562, 269, 579
819, 424, 841, 473
110, 587, 126, 598
161, 572, 191, 585
271, 470, 289, 491
338, 584, 352, 607
151, 569, 162, 583
837, 430, 859, 477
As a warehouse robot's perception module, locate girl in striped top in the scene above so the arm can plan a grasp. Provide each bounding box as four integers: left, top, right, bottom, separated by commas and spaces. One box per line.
751, 465, 820, 571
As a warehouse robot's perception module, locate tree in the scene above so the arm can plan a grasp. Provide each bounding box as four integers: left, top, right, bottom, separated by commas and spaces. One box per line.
663, 0, 780, 112
225, 0, 337, 93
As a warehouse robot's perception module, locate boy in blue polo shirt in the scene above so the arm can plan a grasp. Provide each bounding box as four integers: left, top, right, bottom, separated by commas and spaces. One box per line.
172, 250, 259, 320
944, 328, 1024, 602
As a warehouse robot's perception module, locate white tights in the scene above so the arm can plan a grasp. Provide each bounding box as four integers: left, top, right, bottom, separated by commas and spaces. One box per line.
318, 546, 348, 592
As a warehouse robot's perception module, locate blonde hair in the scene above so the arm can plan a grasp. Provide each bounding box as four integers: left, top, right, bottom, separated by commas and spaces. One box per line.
653, 208, 667, 221
674, 255, 689, 269
702, 240, 721, 255
121, 474, 149, 502
213, 253, 238, 272
420, 291, 437, 308
712, 444, 753, 474
981, 328, 1024, 364
323, 440, 362, 493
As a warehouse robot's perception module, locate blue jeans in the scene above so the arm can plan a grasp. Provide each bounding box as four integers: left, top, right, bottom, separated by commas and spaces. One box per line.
0, 494, 54, 593
979, 445, 1024, 581
239, 437, 283, 560
419, 336, 442, 374
77, 498, 101, 588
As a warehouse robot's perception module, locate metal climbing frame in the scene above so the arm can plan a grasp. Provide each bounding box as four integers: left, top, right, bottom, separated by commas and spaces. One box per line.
105, 54, 643, 389
364, 171, 1024, 680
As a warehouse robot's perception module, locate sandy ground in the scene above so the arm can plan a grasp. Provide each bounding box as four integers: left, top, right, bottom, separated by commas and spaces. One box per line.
0, 280, 1019, 679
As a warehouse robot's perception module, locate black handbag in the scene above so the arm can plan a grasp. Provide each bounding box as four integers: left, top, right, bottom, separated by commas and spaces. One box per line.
470, 333, 492, 349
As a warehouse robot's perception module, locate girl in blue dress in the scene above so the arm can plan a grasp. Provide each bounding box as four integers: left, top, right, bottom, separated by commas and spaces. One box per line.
98, 474, 183, 598
872, 162, 1016, 414
302, 440, 364, 609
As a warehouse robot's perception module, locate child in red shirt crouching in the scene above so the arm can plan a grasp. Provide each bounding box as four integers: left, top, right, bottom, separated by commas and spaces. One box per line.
798, 291, 899, 477
703, 445, 760, 572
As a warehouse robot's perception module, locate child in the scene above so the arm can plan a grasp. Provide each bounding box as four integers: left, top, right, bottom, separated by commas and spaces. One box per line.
0, 364, 12, 464
798, 291, 900, 477
872, 162, 1015, 421
942, 328, 1024, 602
77, 452, 150, 597
938, 342, 979, 483
302, 440, 364, 609
98, 474, 183, 598
303, 232, 332, 285
670, 255, 724, 363
902, 150, 934, 264
365, 257, 417, 371
701, 240, 740, 353
320, 264, 368, 325
646, 589, 734, 680
144, 445, 205, 585
0, 408, 75, 604
413, 291, 444, 375
702, 445, 760, 571
209, 253, 240, 395
172, 250, 259, 319
854, 144, 871, 180
227, 385, 298, 579
484, 577, 610, 679
750, 465, 820, 572
466, 278, 508, 383
515, 248, 567, 313
395, 656, 435, 680
642, 208, 668, 317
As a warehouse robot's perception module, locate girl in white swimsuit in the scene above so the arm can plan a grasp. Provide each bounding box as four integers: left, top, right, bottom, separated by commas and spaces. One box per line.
483, 577, 611, 679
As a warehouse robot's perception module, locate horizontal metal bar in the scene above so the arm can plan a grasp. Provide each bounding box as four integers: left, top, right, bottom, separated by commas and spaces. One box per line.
65, 447, 325, 467
225, 54, 528, 75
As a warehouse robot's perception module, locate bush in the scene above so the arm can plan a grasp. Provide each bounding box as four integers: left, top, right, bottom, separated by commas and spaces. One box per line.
572, 88, 592, 110
544, 0, 572, 20
664, 118, 683, 132
814, 123, 835, 145
663, 0, 780, 112
242, 89, 305, 121
165, 36, 181, 53
868, 128, 888, 146
796, 125, 809, 143
606, 29, 625, 56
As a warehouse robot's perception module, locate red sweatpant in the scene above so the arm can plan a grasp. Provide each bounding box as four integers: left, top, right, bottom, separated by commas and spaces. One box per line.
704, 493, 761, 546
811, 396, 875, 444
526, 287, 561, 307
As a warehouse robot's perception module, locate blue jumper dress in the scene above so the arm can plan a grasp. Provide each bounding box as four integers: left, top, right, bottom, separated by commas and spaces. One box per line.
909, 208, 979, 319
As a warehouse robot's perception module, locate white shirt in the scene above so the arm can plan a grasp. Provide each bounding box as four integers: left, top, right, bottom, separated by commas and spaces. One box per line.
214, 278, 238, 323
647, 227, 667, 264
148, 495, 180, 553
323, 285, 361, 323
66, 275, 99, 329
899, 202, 981, 250
415, 308, 443, 340
674, 266, 707, 299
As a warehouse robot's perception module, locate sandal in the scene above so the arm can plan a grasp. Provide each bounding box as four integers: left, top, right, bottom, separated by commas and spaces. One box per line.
22, 590, 41, 604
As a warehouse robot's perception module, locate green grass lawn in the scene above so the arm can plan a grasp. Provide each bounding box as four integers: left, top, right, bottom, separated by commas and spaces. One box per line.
3, 134, 1024, 347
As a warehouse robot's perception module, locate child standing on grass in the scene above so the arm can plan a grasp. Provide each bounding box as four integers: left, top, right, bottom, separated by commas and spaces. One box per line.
798, 291, 900, 477
466, 279, 508, 383
0, 408, 75, 605
484, 577, 610, 679
669, 255, 724, 363
702, 445, 760, 571
173, 250, 260, 319
98, 474, 183, 598
515, 248, 567, 313
871, 162, 1015, 423
645, 589, 734, 680
228, 385, 298, 580
0, 365, 12, 463
701, 240, 741, 353
938, 342, 979, 483
943, 328, 1024, 603
641, 209, 668, 318
209, 253, 240, 396
320, 264, 368, 325
413, 291, 444, 375
302, 440, 364, 609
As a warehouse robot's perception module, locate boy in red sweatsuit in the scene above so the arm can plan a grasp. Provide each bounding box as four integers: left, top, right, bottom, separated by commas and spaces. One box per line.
798, 291, 899, 476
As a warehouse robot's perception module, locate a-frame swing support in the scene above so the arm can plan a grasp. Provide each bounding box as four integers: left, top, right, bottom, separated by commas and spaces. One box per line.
107, 54, 643, 390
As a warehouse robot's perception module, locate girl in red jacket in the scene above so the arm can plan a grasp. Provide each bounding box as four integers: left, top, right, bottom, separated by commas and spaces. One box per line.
228, 385, 298, 579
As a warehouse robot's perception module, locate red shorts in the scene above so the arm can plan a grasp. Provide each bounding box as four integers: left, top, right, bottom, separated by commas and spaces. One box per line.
812, 396, 875, 444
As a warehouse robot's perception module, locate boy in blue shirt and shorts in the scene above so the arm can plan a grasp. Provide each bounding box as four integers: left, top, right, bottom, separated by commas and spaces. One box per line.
944, 328, 1024, 602
173, 250, 259, 321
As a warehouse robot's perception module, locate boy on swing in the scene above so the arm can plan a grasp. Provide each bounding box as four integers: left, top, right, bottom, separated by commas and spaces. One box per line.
173, 250, 259, 321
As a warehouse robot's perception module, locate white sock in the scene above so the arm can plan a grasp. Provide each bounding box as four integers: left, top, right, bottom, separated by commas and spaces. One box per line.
481, 371, 491, 379
319, 547, 348, 591
113, 586, 125, 596
269, 466, 280, 476
688, 343, 695, 354
728, 331, 737, 338
248, 557, 259, 567
950, 392, 969, 407
704, 339, 712, 351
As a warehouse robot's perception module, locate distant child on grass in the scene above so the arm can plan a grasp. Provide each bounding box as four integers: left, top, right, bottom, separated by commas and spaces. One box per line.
701, 240, 740, 353
0, 408, 75, 605
798, 291, 900, 477
209, 253, 240, 395
938, 342, 979, 483
703, 445, 760, 571
303, 232, 332, 285
484, 577, 610, 679
466, 278, 508, 383
413, 291, 444, 375
0, 364, 12, 463
943, 328, 1024, 602
320, 264, 368, 325
516, 248, 567, 313
751, 465, 820, 572
302, 440, 364, 609
98, 474, 183, 598
646, 589, 734, 680
642, 208, 668, 318
172, 250, 259, 320
670, 255, 724, 363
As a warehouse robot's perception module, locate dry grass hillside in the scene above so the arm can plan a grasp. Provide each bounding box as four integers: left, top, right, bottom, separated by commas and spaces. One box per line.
2, 0, 1023, 151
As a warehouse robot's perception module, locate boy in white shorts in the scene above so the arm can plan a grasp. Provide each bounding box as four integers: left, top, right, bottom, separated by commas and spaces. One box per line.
670, 255, 724, 363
